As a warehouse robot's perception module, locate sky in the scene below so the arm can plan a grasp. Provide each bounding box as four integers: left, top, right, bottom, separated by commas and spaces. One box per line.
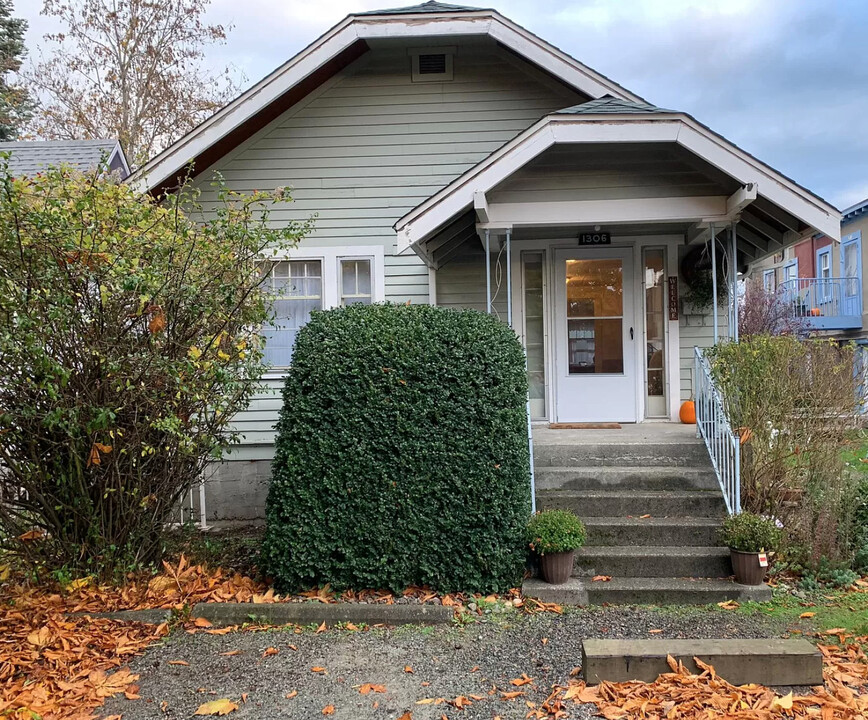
16, 0, 868, 210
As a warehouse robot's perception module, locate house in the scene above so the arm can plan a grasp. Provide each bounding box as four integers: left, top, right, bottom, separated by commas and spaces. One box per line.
0, 139, 130, 179
134, 2, 840, 524
746, 197, 865, 335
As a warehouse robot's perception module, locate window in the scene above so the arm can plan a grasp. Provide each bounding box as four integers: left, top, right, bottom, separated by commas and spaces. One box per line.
762, 269, 776, 293
260, 246, 385, 371
783, 259, 799, 283
340, 259, 372, 306
262, 260, 323, 367
818, 249, 831, 280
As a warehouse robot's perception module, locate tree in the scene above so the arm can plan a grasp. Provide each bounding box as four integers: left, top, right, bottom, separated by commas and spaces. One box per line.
739, 280, 806, 337
0, 0, 32, 140
0, 163, 311, 576
27, 0, 241, 168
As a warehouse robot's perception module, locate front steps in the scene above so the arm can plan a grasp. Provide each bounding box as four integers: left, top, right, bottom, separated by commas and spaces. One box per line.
581, 638, 823, 685
523, 426, 771, 605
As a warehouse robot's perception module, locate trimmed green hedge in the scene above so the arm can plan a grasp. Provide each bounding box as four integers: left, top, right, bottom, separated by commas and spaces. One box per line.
261, 303, 531, 593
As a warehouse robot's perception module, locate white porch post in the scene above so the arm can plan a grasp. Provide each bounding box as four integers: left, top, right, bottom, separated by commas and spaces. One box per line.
485, 228, 492, 315
710, 223, 719, 343
506, 228, 513, 327
730, 221, 739, 342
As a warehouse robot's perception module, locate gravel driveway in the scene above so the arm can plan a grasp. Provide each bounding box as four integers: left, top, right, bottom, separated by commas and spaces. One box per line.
103, 606, 788, 720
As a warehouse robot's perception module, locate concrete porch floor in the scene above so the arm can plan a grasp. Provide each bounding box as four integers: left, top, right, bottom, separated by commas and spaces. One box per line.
531, 422, 698, 445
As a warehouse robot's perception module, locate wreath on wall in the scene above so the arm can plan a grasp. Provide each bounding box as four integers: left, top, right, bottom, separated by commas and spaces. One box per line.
680, 241, 730, 311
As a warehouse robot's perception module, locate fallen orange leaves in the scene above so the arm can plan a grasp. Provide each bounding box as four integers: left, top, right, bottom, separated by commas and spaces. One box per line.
0, 586, 166, 719
539, 643, 868, 719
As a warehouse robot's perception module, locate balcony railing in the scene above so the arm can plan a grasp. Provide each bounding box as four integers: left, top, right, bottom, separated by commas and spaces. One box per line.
778, 277, 862, 330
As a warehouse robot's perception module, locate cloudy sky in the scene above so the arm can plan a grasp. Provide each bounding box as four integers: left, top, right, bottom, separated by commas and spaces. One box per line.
18, 0, 868, 210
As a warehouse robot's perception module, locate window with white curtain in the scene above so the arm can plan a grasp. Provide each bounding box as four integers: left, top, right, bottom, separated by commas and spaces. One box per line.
340, 258, 373, 305
261, 260, 323, 367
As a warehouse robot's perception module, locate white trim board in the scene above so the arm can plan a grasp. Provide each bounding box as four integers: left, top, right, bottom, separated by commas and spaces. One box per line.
133, 9, 640, 194
395, 114, 841, 253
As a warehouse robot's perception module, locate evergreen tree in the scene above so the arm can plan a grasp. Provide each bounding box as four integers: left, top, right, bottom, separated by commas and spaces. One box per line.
0, 0, 31, 141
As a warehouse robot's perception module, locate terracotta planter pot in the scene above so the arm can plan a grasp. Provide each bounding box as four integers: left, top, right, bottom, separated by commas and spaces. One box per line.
730, 549, 767, 586
539, 550, 575, 584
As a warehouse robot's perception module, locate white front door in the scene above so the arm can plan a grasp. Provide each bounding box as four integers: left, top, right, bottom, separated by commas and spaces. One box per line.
554, 248, 637, 422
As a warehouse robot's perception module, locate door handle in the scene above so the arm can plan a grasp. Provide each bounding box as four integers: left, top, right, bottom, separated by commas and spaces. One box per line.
630, 327, 634, 340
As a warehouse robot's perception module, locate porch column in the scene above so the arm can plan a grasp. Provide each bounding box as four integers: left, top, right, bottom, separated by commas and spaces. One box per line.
485, 228, 492, 315
505, 229, 513, 327
710, 222, 719, 343
730, 221, 739, 342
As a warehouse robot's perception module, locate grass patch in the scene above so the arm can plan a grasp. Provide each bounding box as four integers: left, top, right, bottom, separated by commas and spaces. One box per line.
734, 588, 868, 637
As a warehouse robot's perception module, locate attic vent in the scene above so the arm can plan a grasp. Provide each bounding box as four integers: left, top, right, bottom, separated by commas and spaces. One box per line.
418, 53, 446, 74
410, 47, 454, 82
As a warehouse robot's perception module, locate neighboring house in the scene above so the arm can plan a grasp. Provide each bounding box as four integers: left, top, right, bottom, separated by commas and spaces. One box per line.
133, 2, 840, 521
746, 197, 865, 335
0, 139, 130, 179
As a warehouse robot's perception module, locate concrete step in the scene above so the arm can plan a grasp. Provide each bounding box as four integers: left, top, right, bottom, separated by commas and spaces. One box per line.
583, 517, 721, 547
534, 466, 719, 492
523, 577, 772, 606
573, 546, 732, 579
581, 638, 822, 686
537, 490, 726, 518
533, 441, 711, 469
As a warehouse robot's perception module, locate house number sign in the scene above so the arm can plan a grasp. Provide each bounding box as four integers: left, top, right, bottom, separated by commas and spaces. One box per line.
668, 277, 679, 321
578, 232, 611, 246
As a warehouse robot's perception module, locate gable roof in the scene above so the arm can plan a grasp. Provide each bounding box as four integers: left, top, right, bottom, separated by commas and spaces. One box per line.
556, 96, 675, 115
395, 104, 841, 260
358, 2, 484, 14
133, 5, 643, 194
843, 198, 868, 224
0, 139, 130, 178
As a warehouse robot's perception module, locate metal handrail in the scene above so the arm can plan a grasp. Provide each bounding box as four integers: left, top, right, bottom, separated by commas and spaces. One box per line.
694, 347, 741, 515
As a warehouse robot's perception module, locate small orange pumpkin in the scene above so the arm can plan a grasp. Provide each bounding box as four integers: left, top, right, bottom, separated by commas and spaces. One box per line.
809, 308, 822, 317
679, 400, 696, 424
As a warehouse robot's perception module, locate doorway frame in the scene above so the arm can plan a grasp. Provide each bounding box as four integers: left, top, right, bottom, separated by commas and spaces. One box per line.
511, 234, 683, 423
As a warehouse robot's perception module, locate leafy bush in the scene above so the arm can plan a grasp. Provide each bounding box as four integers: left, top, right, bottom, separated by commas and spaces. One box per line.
798, 557, 860, 590
708, 335, 862, 564
0, 162, 307, 576
720, 513, 782, 553
526, 510, 586, 555
261, 303, 531, 594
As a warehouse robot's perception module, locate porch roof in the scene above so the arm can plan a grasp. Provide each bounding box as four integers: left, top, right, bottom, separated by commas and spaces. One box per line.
395, 100, 841, 269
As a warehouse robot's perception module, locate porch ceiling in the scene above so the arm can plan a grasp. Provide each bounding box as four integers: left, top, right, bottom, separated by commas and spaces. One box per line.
396, 108, 841, 270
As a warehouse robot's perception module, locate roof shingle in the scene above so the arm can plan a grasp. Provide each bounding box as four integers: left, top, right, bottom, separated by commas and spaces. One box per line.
356, 2, 483, 15
556, 96, 675, 116
0, 139, 127, 177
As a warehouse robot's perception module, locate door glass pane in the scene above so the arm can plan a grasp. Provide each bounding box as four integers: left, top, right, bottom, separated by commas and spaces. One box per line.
523, 251, 546, 418
565, 259, 623, 375
643, 248, 667, 417
844, 242, 859, 296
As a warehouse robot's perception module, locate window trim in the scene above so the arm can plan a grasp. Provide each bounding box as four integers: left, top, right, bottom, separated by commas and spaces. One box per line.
338, 256, 375, 306
762, 268, 775, 293
261, 245, 385, 376
816, 246, 832, 302
783, 258, 799, 283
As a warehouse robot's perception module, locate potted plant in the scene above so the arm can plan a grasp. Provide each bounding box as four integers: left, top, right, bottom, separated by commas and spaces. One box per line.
720, 512, 782, 585
527, 510, 587, 584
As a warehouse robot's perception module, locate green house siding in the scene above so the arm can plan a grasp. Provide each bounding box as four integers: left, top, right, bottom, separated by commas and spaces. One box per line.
194, 40, 583, 455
